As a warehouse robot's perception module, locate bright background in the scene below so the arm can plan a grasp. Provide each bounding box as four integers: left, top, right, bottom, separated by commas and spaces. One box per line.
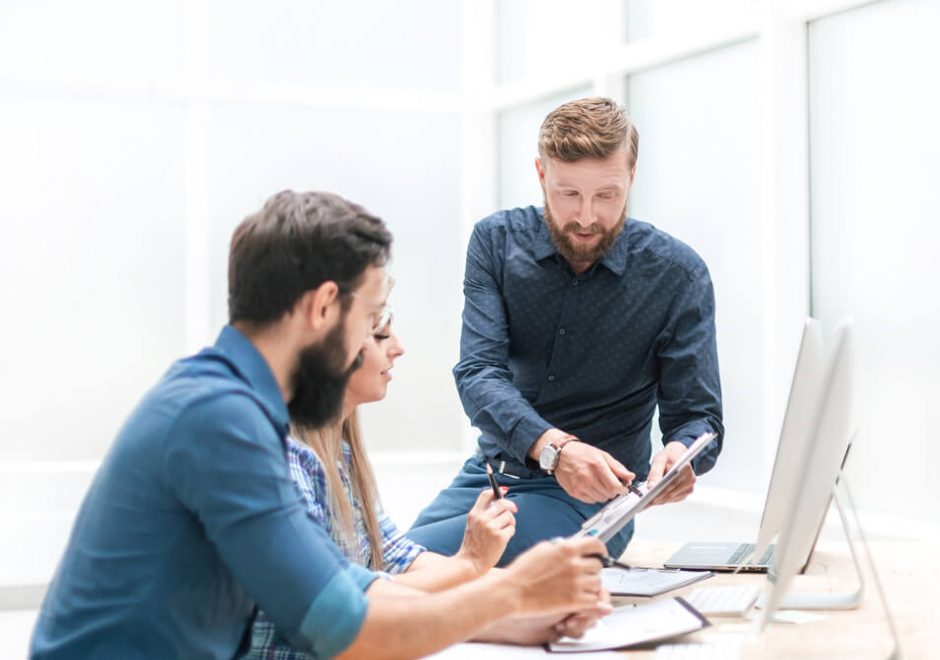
2, 0, 939, 655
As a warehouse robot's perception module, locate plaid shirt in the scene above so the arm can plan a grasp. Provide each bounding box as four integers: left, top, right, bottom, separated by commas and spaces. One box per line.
243, 437, 425, 659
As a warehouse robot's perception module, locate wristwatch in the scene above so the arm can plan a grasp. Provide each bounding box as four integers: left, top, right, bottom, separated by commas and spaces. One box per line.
538, 436, 578, 475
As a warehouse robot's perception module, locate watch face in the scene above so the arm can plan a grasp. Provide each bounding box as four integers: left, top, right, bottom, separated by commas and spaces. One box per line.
539, 445, 557, 471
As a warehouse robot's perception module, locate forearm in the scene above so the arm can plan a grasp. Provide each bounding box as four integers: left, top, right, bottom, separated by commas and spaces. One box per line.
393, 552, 480, 592
337, 571, 519, 659
456, 366, 553, 462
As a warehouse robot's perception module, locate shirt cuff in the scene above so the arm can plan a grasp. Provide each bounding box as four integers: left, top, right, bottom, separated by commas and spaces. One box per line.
346, 563, 381, 591
508, 414, 554, 465
293, 566, 373, 657
665, 423, 721, 475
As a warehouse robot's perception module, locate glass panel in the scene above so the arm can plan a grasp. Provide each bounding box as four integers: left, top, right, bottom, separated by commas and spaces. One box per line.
809, 0, 940, 522
207, 106, 463, 451
209, 0, 461, 90
0, 0, 185, 82
496, 0, 627, 84
0, 95, 187, 461
627, 41, 762, 493
496, 87, 593, 210
626, 0, 754, 43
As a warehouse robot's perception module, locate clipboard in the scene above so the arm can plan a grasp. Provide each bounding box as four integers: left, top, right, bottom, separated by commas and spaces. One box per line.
574, 432, 717, 543
601, 566, 714, 597
547, 597, 710, 653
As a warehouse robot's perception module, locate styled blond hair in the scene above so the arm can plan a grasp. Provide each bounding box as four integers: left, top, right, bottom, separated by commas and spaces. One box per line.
294, 412, 384, 570
538, 96, 639, 168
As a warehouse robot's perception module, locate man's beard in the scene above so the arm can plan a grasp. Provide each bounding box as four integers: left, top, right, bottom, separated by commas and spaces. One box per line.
288, 319, 363, 429
543, 198, 627, 266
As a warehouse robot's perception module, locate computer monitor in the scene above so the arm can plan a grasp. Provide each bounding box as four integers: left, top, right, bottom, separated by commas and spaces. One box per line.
759, 320, 856, 627
751, 317, 824, 565
663, 318, 823, 573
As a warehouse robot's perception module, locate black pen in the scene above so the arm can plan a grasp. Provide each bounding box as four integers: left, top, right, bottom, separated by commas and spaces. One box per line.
619, 478, 644, 498
589, 553, 632, 570
485, 462, 504, 499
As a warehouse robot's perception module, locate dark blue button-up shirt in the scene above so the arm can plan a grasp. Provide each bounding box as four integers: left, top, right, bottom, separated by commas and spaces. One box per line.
32, 326, 376, 659
454, 206, 724, 481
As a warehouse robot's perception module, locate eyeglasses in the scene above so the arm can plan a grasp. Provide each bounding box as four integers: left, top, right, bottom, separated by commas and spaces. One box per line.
342, 276, 395, 334
348, 291, 393, 334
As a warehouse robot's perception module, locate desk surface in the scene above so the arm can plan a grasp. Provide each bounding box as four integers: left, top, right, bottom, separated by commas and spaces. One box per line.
613, 538, 936, 659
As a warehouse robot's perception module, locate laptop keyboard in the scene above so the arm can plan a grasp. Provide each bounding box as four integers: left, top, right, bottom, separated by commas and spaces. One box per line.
727, 543, 774, 566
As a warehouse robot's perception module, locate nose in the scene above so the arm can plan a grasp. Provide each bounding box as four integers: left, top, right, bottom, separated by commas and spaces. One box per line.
575, 197, 595, 228
387, 334, 405, 361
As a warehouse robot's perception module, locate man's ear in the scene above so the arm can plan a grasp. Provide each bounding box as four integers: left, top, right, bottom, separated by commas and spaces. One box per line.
628, 164, 637, 188
535, 157, 546, 186
302, 281, 341, 331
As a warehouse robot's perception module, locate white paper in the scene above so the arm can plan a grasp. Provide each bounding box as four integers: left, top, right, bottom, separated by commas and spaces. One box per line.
656, 640, 742, 660
425, 642, 620, 659
770, 610, 827, 625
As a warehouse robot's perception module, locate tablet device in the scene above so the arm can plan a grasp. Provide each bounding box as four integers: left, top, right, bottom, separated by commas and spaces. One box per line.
574, 432, 717, 543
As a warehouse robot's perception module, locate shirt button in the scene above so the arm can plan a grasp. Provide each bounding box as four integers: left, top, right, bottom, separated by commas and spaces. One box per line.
558, 328, 566, 336
572, 280, 579, 286
547, 374, 556, 382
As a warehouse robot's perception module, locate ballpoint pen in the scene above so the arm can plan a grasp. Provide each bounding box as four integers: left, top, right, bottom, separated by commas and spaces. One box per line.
485, 462, 504, 500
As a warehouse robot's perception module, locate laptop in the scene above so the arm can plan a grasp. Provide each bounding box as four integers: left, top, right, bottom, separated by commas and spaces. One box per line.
664, 319, 823, 573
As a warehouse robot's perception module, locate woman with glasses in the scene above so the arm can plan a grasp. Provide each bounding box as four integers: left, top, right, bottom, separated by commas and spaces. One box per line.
246, 307, 604, 657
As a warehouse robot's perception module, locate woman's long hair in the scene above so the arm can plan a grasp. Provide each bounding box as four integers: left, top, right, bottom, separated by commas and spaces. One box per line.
294, 410, 384, 570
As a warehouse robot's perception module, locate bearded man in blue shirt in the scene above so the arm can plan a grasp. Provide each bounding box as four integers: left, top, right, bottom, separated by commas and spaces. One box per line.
409, 97, 725, 565
31, 190, 610, 659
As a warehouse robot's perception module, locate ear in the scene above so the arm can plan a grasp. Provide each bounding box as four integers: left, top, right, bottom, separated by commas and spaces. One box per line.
535, 157, 546, 186
628, 164, 637, 188
303, 281, 341, 331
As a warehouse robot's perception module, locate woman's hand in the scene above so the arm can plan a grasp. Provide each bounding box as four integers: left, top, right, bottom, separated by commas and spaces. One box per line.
455, 489, 517, 574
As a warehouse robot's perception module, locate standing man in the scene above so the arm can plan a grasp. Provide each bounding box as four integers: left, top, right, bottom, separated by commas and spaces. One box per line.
409, 97, 724, 564
30, 190, 609, 659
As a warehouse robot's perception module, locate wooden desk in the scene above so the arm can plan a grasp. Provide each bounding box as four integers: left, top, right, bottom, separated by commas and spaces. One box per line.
614, 539, 937, 659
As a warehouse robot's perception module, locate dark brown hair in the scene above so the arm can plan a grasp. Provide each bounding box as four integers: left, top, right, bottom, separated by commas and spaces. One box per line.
228, 190, 392, 324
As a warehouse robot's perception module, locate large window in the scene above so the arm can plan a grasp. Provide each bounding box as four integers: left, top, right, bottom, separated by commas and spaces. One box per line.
628, 41, 763, 492
487, 0, 936, 537
808, 0, 940, 523
0, 0, 466, 607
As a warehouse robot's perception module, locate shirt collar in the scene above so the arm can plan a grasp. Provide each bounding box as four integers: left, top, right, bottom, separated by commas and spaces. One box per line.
532, 208, 630, 276
213, 325, 290, 434
532, 210, 559, 262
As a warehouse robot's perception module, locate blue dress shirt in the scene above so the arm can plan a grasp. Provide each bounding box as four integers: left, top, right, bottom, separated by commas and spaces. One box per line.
31, 326, 376, 659
454, 206, 724, 480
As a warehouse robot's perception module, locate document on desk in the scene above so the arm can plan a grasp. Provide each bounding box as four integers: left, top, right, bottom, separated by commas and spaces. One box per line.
548, 598, 709, 653
602, 567, 714, 597
426, 642, 621, 659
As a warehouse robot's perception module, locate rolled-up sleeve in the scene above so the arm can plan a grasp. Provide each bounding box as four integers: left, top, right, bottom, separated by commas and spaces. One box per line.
453, 224, 553, 464
164, 393, 375, 656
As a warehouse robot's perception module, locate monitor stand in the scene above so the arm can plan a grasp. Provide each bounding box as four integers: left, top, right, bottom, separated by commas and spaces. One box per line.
768, 479, 864, 610
758, 473, 905, 659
